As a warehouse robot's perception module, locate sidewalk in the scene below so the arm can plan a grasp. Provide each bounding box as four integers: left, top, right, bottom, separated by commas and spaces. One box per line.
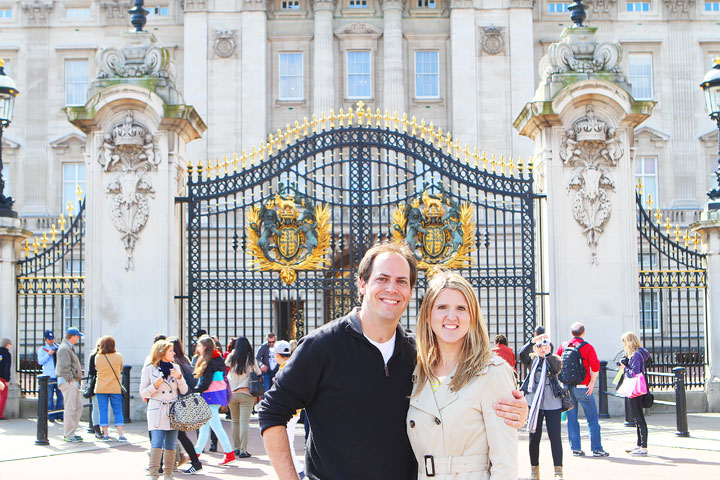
0, 412, 718, 479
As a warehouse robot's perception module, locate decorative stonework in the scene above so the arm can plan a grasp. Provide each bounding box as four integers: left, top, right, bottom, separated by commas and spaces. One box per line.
560, 105, 623, 264
21, 0, 53, 25
213, 30, 237, 58
100, 0, 131, 24
334, 22, 383, 38
664, 0, 695, 14
97, 42, 170, 79
586, 0, 616, 14
99, 111, 160, 271
242, 0, 267, 11
480, 26, 505, 56
181, 0, 208, 11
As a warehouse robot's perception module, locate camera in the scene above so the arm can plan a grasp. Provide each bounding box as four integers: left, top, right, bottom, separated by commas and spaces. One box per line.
540, 337, 550, 346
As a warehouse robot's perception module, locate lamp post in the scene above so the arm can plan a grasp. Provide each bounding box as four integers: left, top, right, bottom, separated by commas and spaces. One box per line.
700, 57, 720, 210
0, 57, 19, 218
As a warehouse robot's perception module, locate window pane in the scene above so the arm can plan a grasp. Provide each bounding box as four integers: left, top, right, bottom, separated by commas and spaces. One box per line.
548, 2, 570, 12
0, 8, 12, 18
66, 8, 90, 17
65, 59, 89, 106
629, 54, 653, 100
415, 51, 439, 98
635, 156, 658, 207
63, 163, 86, 209
279, 53, 303, 100
347, 51, 371, 98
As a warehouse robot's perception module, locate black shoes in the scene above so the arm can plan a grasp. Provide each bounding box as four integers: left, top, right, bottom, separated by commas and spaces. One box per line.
234, 450, 251, 458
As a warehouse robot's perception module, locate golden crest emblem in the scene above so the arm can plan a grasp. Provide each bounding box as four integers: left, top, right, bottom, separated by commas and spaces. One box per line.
391, 182, 475, 275
247, 184, 331, 284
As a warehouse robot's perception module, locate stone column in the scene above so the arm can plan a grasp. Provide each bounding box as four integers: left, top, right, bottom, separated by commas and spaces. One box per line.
382, 0, 404, 116
183, 2, 209, 164
65, 33, 206, 391
508, 1, 534, 154
691, 215, 720, 411
313, 0, 335, 115
449, 0, 478, 147
241, 0, 268, 147
0, 216, 30, 418
514, 26, 655, 359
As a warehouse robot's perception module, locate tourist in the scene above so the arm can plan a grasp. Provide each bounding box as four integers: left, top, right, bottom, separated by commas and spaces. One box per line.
226, 336, 261, 458
94, 335, 126, 441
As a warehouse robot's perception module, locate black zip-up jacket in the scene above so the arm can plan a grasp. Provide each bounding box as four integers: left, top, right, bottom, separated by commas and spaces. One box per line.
259, 308, 418, 480
195, 354, 225, 393
0, 346, 11, 381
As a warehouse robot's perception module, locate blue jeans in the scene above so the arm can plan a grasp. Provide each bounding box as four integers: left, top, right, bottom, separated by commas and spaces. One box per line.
150, 429, 178, 450
48, 381, 64, 420
97, 393, 124, 427
195, 404, 232, 454
567, 386, 603, 452
261, 372, 275, 397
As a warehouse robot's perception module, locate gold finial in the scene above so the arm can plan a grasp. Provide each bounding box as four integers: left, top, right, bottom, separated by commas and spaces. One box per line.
50, 224, 57, 242
665, 217, 671, 235
419, 119, 426, 140
410, 116, 417, 136
473, 148, 480, 168
320, 114, 327, 131
42, 232, 48, 249
401, 113, 408, 132
251, 145, 258, 166
463, 144, 470, 164
528, 156, 534, 173
654, 207, 662, 224
647, 194, 653, 211
303, 116, 310, 135
684, 230, 690, 247
284, 123, 292, 142
187, 160, 194, 177
312, 114, 318, 133
295, 120, 301, 139
517, 156, 524, 173
499, 155, 505, 174
375, 108, 382, 127
693, 233, 700, 251
507, 156, 515, 175
23, 240, 30, 258
384, 109, 390, 129
75, 185, 84, 202
33, 237, 39, 254
714, 55, 720, 66
675, 226, 681, 242
348, 106, 354, 126
365, 106, 372, 126
67, 201, 75, 218
436, 127, 444, 147
329, 111, 335, 129
357, 104, 365, 124
338, 109, 345, 127
392, 111, 399, 130
242, 149, 248, 169
490, 154, 497, 173
0, 58, 4, 68
233, 153, 239, 172
481, 151, 488, 170
356, 100, 365, 111
637, 179, 644, 196
224, 155, 230, 175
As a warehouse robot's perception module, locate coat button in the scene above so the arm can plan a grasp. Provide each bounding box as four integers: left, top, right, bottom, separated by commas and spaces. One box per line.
435, 417, 441, 425
409, 420, 415, 428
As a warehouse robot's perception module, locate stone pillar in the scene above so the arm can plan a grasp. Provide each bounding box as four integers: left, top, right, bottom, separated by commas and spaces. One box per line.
0, 217, 30, 418
183, 3, 209, 164
382, 0, 404, 116
691, 215, 720, 411
313, 0, 335, 116
241, 0, 268, 147
65, 32, 206, 377
508, 1, 535, 154
449, 1, 478, 147
514, 26, 655, 359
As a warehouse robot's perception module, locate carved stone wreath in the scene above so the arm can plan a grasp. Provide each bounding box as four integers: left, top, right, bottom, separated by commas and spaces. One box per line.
98, 111, 160, 271
481, 26, 505, 56
213, 30, 237, 58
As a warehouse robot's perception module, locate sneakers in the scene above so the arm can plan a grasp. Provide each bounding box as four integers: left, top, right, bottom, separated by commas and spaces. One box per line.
102, 436, 112, 442
592, 449, 610, 457
219, 451, 236, 466
63, 436, 83, 443
630, 448, 648, 456
572, 450, 585, 457
182, 465, 202, 474
237, 451, 251, 458
117, 435, 128, 442
625, 446, 641, 453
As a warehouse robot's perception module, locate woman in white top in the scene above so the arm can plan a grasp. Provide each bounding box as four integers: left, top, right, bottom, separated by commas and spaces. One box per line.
226, 336, 261, 458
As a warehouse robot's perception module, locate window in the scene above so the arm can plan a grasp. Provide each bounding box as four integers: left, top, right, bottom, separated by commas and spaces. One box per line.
548, 2, 570, 12
638, 253, 657, 269
63, 163, 86, 211
281, 0, 300, 9
417, 0, 436, 7
705, 0, 720, 10
639, 292, 659, 331
629, 53, 653, 100
66, 8, 90, 17
63, 297, 84, 330
415, 51, 439, 99
147, 5, 169, 16
65, 59, 89, 106
635, 156, 658, 208
0, 8, 12, 18
626, 0, 651, 11
349, 0, 367, 7
347, 51, 371, 99
279, 53, 303, 101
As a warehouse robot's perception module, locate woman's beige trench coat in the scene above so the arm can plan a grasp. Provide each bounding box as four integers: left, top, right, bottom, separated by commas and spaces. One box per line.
140, 363, 188, 430
406, 355, 518, 480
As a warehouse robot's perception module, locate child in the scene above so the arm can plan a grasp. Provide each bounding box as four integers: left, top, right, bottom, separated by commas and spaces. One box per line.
274, 340, 303, 477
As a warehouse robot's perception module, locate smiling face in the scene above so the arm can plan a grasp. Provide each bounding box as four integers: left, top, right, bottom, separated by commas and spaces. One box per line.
358, 252, 413, 326
162, 346, 176, 363
429, 288, 471, 351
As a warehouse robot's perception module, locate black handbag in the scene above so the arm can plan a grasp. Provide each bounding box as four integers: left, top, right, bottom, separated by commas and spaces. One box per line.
641, 392, 654, 409
560, 387, 575, 412
249, 371, 264, 397
82, 375, 96, 399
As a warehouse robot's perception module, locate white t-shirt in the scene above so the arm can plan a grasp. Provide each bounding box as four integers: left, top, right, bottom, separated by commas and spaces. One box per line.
268, 346, 278, 370
364, 332, 396, 365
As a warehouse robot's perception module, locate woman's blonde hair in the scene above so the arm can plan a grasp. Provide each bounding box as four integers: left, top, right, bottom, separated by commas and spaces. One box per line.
193, 336, 216, 378
415, 271, 491, 394
621, 331, 643, 358
149, 340, 174, 367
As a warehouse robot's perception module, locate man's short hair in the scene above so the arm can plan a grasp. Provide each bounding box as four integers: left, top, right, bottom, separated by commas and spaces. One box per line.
533, 325, 545, 336
154, 334, 168, 343
571, 322, 585, 337
356, 242, 417, 302
494, 334, 508, 346
267, 333, 276, 339
1, 338, 10, 348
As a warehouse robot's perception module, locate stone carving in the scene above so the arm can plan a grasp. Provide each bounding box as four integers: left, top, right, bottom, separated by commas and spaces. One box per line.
586, 0, 616, 14
213, 30, 237, 58
664, 0, 695, 14
21, 0, 53, 24
480, 26, 505, 56
99, 111, 160, 271
334, 22, 383, 38
181, 0, 208, 11
96, 42, 170, 79
100, 0, 131, 23
560, 105, 624, 264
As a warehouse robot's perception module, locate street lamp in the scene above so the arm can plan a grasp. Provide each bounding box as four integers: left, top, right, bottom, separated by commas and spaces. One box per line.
700, 57, 720, 210
0, 57, 19, 218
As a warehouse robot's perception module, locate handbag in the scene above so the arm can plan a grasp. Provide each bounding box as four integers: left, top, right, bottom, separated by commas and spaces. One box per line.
641, 392, 654, 408
560, 387, 574, 412
631, 373, 648, 397
103, 354, 128, 399
169, 393, 212, 431
249, 371, 264, 397
617, 372, 647, 398
82, 375, 96, 399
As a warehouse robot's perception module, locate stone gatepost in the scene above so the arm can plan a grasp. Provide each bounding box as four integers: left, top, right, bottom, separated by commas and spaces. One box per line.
0, 217, 31, 418
65, 32, 206, 418
514, 23, 655, 364
691, 215, 720, 411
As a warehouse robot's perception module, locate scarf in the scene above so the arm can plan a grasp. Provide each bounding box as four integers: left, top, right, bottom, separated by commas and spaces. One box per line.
158, 361, 174, 379
525, 356, 547, 434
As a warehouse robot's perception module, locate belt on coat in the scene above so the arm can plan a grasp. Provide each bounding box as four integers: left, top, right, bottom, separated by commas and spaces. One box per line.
423, 454, 489, 476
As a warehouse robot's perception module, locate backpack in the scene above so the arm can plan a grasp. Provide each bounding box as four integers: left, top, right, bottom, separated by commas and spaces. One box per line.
558, 341, 588, 385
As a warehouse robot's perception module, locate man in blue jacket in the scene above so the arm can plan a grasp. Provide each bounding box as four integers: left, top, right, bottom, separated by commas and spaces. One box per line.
38, 330, 63, 422
260, 242, 529, 479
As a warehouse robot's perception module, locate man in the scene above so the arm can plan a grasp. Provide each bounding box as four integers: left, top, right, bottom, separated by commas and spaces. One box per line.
259, 242, 528, 479
557, 322, 609, 457
0, 338, 12, 420
256, 333, 278, 395
56, 327, 84, 442
38, 330, 63, 422
492, 334, 516, 370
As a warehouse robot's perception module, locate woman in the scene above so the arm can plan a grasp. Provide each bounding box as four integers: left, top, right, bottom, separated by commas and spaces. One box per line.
94, 335, 126, 442
140, 339, 188, 480
226, 336, 261, 458
87, 339, 103, 439
520, 335, 564, 480
407, 271, 517, 479
193, 335, 236, 466
621, 331, 651, 456
168, 337, 203, 475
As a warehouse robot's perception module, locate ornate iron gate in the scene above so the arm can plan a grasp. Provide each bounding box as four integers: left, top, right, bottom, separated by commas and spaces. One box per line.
186, 105, 538, 358
636, 191, 707, 389
16, 198, 85, 395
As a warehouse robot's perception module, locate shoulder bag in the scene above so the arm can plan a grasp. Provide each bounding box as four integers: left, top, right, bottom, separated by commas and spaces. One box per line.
103, 354, 129, 399
169, 393, 212, 431
249, 371, 264, 397
82, 374, 96, 399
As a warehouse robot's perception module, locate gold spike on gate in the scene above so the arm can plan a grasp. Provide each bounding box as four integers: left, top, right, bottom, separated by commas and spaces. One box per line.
348, 106, 354, 126
517, 156, 524, 174
32, 237, 39, 254
665, 218, 671, 235
76, 185, 84, 202
365, 106, 372, 126
50, 224, 57, 242
303, 117, 310, 135
42, 232, 48, 249
312, 114, 318, 133
637, 179, 644, 196
295, 120, 301, 139
393, 111, 399, 130
528, 156, 534, 174
507, 156, 515, 175
67, 201, 75, 218
329, 111, 335, 129
23, 240, 30, 258
654, 208, 662, 224
233, 153, 239, 172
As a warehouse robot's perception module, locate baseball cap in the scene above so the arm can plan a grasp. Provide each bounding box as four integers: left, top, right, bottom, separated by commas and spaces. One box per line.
65, 327, 84, 337
275, 340, 292, 355
44, 330, 54, 340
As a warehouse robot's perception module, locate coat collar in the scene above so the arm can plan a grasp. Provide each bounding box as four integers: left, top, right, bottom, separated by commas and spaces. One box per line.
409, 367, 460, 416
